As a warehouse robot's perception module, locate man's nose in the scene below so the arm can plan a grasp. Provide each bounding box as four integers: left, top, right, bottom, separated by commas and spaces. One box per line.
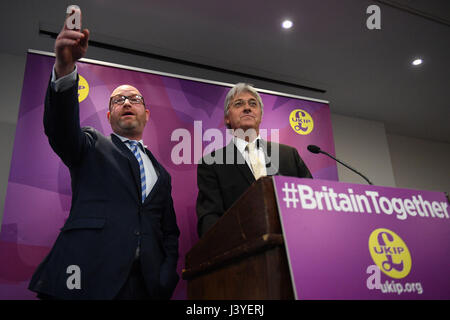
243, 103, 252, 112
122, 98, 132, 107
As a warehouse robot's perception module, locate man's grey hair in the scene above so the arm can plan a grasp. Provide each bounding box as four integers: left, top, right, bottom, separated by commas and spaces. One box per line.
224, 83, 264, 118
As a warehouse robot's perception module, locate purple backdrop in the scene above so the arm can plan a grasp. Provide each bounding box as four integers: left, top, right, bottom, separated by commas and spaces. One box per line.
0, 52, 337, 299
274, 176, 450, 299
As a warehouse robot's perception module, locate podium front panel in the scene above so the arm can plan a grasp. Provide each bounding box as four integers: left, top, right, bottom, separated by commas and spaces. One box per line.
273, 176, 450, 300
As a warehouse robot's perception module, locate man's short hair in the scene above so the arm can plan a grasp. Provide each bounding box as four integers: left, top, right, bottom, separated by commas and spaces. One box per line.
224, 83, 264, 120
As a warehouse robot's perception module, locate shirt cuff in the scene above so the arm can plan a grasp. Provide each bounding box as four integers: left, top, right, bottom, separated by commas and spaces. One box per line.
51, 65, 78, 92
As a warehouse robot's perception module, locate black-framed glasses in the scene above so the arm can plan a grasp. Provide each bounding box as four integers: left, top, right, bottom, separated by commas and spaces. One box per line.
110, 94, 145, 106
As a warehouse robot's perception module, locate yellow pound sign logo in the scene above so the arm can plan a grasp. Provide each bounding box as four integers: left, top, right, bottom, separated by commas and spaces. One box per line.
289, 109, 314, 135
78, 75, 89, 103
369, 228, 412, 279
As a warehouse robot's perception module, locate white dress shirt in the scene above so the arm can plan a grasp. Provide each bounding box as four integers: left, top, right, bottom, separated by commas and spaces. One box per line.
51, 65, 78, 92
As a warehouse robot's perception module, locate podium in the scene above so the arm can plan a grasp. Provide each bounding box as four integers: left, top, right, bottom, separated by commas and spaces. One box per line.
183, 176, 450, 299
182, 177, 294, 299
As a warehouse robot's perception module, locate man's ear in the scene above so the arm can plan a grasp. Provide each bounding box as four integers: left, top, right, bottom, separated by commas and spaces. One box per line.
224, 116, 231, 129
146, 109, 150, 121
107, 111, 111, 123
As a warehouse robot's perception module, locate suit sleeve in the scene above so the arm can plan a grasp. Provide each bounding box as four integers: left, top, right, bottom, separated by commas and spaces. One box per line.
159, 174, 180, 299
293, 148, 313, 178
43, 75, 94, 168
196, 161, 225, 238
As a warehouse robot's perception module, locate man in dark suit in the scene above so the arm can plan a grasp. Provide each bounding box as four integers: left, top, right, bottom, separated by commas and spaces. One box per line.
196, 83, 312, 237
28, 9, 179, 300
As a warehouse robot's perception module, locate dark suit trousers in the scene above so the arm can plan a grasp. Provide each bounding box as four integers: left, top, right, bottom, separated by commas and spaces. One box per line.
114, 260, 151, 300
37, 260, 150, 300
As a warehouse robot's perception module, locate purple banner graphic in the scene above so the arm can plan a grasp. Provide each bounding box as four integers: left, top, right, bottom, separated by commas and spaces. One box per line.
273, 176, 450, 300
0, 52, 336, 299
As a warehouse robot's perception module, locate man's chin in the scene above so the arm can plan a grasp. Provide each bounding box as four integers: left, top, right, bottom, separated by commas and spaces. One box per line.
240, 119, 258, 127
118, 120, 138, 129
231, 126, 259, 137
237, 122, 258, 131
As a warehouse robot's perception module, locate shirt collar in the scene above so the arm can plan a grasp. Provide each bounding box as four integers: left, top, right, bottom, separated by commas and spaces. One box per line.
233, 135, 262, 154
113, 133, 146, 150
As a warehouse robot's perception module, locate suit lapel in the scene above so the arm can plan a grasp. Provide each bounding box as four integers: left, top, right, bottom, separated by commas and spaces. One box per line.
142, 148, 162, 205
225, 142, 255, 185
111, 134, 141, 203
261, 140, 279, 176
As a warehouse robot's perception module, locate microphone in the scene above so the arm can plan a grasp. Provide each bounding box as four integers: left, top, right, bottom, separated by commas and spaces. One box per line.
307, 145, 321, 154
307, 145, 374, 185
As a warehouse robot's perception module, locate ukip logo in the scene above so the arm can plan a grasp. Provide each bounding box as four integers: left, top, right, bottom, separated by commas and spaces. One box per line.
289, 109, 314, 135
78, 75, 89, 103
368, 228, 412, 279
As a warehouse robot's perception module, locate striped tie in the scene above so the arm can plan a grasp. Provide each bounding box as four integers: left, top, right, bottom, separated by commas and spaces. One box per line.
127, 140, 146, 203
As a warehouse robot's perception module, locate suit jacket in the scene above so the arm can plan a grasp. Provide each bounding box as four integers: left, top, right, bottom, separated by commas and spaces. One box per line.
28, 78, 180, 299
196, 140, 312, 237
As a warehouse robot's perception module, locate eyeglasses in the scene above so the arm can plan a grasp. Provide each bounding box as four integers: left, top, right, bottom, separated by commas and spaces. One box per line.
110, 94, 145, 106
231, 98, 259, 108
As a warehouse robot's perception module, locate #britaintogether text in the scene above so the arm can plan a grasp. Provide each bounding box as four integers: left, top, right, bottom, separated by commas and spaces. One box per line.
282, 183, 449, 221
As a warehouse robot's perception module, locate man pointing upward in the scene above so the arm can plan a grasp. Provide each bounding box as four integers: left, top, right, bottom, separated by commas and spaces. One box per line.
29, 7, 180, 300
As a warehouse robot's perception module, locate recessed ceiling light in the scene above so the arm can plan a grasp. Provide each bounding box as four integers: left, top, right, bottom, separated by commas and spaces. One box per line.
412, 58, 423, 66
282, 20, 293, 29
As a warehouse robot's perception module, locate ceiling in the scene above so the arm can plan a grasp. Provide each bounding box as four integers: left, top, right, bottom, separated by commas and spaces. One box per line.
1, 0, 449, 143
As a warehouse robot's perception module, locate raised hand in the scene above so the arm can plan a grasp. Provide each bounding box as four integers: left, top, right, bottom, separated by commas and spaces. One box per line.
54, 6, 89, 79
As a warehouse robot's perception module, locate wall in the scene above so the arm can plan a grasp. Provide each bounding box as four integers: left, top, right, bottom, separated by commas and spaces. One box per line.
331, 114, 397, 187
387, 133, 450, 193
0, 53, 25, 230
